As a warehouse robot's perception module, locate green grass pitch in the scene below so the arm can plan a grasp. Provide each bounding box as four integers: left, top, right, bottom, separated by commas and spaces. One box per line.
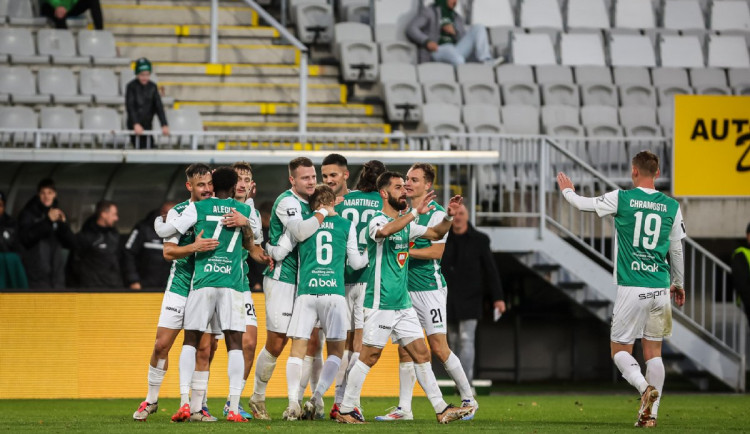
1, 395, 749, 433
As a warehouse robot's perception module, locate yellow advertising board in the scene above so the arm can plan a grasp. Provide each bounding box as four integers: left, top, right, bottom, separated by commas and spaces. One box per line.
0, 292, 421, 399
673, 95, 750, 197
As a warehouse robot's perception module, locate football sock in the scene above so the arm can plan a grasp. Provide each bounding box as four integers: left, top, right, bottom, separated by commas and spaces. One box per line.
146, 364, 166, 404
347, 352, 360, 407
179, 346, 197, 406
398, 361, 416, 413
228, 350, 244, 414
313, 355, 341, 402
340, 360, 370, 414
613, 351, 649, 395
202, 372, 209, 408
334, 350, 350, 403
299, 355, 314, 400
414, 362, 448, 413
190, 371, 209, 413
311, 354, 323, 397
252, 347, 277, 402
646, 357, 665, 417
444, 352, 473, 401
287, 357, 303, 407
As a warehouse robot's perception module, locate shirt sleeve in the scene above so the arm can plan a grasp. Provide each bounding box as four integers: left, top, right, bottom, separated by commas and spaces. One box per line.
426, 210, 448, 244
266, 231, 295, 261
593, 190, 619, 217
669, 206, 687, 241
409, 221, 429, 242
369, 215, 388, 242
244, 198, 263, 244
346, 222, 368, 270
169, 202, 198, 235
278, 196, 320, 242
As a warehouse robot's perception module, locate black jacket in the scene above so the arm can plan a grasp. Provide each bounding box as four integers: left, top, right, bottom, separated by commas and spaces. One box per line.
74, 216, 124, 289
731, 245, 750, 317
122, 209, 170, 288
125, 79, 168, 129
442, 223, 504, 321
17, 196, 76, 289
0, 212, 21, 253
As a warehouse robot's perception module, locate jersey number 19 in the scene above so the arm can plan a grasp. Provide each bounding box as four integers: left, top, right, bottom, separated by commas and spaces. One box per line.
632, 211, 661, 250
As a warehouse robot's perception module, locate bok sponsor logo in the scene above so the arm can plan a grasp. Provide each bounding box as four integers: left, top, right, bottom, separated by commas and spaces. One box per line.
631, 260, 659, 273
204, 263, 232, 274
309, 277, 336, 287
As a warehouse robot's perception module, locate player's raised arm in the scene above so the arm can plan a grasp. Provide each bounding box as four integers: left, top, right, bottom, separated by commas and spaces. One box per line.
557, 172, 620, 216
278, 196, 327, 242
419, 195, 462, 241
345, 222, 368, 270
155, 202, 198, 237
266, 231, 296, 261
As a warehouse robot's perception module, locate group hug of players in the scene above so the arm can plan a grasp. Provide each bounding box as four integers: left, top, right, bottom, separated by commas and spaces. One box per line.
132, 154, 477, 424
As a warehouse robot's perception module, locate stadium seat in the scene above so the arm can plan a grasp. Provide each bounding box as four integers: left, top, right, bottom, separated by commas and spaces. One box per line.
334, 23, 378, 82
581, 104, 619, 129
689, 67, 731, 95
6, 0, 46, 26
521, 0, 564, 30
560, 33, 606, 66
295, 2, 334, 44
729, 68, 750, 95
497, 65, 541, 106
619, 106, 661, 136
78, 30, 130, 66
575, 66, 611, 84
510, 33, 557, 65
537, 65, 574, 84
338, 0, 369, 23
541, 105, 581, 129
653, 67, 689, 87
574, 66, 617, 106
613, 66, 656, 106
655, 79, 694, 107
501, 105, 541, 134
422, 81, 462, 105
417, 62, 456, 83
40, 107, 81, 136
710, 0, 750, 32
37, 29, 90, 65
613, 0, 656, 30
379, 41, 418, 64
0, 28, 49, 64
536, 65, 580, 107
457, 64, 501, 106
82, 107, 121, 131
0, 106, 38, 146
488, 26, 519, 59
0, 0, 7, 22
471, 0, 515, 28
663, 0, 706, 32
462, 103, 503, 133
79, 68, 122, 105
707, 35, 750, 68
657, 105, 674, 137
38, 68, 93, 105
0, 66, 51, 104
373, 0, 420, 42
609, 34, 657, 67
421, 103, 465, 135
566, 0, 610, 31
380, 63, 422, 122
659, 35, 704, 68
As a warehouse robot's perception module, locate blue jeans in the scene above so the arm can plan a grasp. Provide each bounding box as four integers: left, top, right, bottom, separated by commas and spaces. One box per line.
447, 319, 479, 383
431, 24, 493, 66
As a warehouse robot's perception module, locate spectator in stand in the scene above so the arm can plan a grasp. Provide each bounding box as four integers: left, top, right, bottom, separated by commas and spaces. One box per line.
17, 179, 76, 289
441, 204, 506, 385
126, 58, 169, 150
74, 200, 123, 289
122, 202, 176, 290
406, 0, 502, 66
41, 0, 104, 30
0, 191, 28, 289
731, 222, 750, 324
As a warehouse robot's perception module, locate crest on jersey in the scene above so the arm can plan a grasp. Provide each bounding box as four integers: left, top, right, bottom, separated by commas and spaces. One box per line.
396, 251, 408, 268
409, 241, 415, 249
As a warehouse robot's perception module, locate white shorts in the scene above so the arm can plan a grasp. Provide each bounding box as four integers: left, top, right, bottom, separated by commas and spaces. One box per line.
345, 282, 366, 331
184, 287, 245, 333
287, 294, 348, 341
410, 287, 447, 336
243, 291, 258, 327
156, 291, 187, 330
362, 307, 424, 349
610, 285, 673, 345
263, 276, 296, 333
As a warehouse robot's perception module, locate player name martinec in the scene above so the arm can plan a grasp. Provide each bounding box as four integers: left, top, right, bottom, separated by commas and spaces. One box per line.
629, 199, 668, 212
343, 198, 380, 207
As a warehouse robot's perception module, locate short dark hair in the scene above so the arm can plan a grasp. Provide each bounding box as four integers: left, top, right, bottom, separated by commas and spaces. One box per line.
232, 161, 253, 175
632, 151, 660, 177
289, 157, 314, 175
355, 160, 386, 192
211, 166, 238, 194
409, 163, 436, 184
376, 171, 403, 192
95, 200, 116, 218
310, 184, 336, 210
185, 163, 211, 180
322, 153, 348, 168
746, 221, 750, 235
37, 178, 56, 192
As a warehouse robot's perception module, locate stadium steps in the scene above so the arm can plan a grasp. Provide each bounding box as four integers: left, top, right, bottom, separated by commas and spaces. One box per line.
102, 3, 258, 26
108, 24, 279, 39
173, 101, 382, 117
116, 42, 297, 64
157, 81, 345, 103
203, 120, 389, 133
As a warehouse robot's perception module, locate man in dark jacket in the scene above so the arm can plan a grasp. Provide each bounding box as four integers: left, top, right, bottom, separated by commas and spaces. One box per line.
126, 58, 169, 150
122, 202, 176, 290
731, 222, 750, 324
406, 0, 501, 65
0, 191, 28, 289
74, 200, 123, 289
17, 179, 76, 289
442, 204, 505, 384
41, 0, 103, 30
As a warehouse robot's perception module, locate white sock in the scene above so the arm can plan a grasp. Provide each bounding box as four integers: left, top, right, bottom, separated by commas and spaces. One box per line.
203, 372, 209, 407
340, 360, 370, 414
313, 355, 341, 401
398, 362, 416, 412
190, 371, 209, 413
334, 350, 350, 403
228, 350, 244, 413
613, 351, 649, 395
146, 364, 166, 404
645, 357, 665, 418
444, 352, 473, 401
287, 357, 303, 407
311, 355, 324, 396
414, 362, 448, 413
252, 347, 277, 402
179, 346, 197, 406
299, 355, 314, 400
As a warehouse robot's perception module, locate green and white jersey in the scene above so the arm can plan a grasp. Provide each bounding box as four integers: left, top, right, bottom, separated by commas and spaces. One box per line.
365, 212, 428, 310
408, 200, 448, 292
594, 187, 686, 288
297, 216, 362, 296
241, 198, 263, 291
163, 200, 195, 297
335, 190, 382, 285
263, 190, 312, 284
171, 197, 252, 291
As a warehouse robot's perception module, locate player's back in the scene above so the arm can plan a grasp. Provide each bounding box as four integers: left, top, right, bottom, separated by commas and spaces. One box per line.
297, 215, 352, 296
336, 190, 382, 284
191, 197, 250, 291
408, 200, 447, 292
615, 188, 679, 288
165, 199, 196, 296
